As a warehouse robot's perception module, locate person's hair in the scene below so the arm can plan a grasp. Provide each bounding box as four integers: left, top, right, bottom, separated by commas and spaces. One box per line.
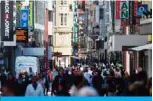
2, 81, 19, 96
148, 77, 152, 88
137, 71, 148, 82
74, 75, 84, 86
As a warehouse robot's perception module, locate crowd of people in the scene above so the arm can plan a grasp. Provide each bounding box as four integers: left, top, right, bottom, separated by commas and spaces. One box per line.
0, 63, 152, 96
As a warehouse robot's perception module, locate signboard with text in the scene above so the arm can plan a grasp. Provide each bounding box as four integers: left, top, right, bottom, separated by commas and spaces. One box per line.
120, 1, 129, 19
16, 28, 28, 43
28, 1, 34, 30
1, 0, 14, 41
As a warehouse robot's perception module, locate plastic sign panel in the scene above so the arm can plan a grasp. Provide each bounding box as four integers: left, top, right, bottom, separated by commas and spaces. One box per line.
16, 28, 28, 43
1, 0, 14, 41
137, 4, 148, 16
120, 1, 129, 19
116, 0, 120, 19
20, 9, 29, 28
28, 1, 34, 30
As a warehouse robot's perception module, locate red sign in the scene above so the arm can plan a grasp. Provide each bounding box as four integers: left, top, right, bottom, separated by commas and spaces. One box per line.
134, 0, 138, 16
116, 0, 120, 19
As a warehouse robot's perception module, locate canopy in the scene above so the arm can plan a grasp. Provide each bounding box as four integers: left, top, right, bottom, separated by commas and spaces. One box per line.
131, 43, 152, 51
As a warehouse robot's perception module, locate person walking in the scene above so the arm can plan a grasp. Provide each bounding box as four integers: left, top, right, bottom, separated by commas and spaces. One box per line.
52, 68, 70, 96
25, 76, 44, 96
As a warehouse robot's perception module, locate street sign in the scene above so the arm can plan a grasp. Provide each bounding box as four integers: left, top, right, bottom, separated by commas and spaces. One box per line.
20, 9, 29, 28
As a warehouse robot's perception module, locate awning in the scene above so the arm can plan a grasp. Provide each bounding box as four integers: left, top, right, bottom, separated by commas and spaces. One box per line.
131, 43, 152, 51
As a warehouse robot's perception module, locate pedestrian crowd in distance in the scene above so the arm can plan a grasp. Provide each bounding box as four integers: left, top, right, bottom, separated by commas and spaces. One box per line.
0, 63, 152, 96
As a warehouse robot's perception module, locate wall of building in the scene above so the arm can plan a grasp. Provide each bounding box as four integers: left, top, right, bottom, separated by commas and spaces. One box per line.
34, 1, 46, 47
109, 35, 148, 51
53, 0, 73, 66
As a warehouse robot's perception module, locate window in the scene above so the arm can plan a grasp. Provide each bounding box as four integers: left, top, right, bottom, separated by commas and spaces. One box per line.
61, 13, 63, 25
49, 36, 53, 46
69, 4, 72, 11
64, 0, 67, 4
90, 10, 93, 16
61, 0, 63, 5
60, 37, 64, 45
99, 8, 104, 19
106, 2, 109, 12
48, 10, 53, 21
64, 14, 67, 25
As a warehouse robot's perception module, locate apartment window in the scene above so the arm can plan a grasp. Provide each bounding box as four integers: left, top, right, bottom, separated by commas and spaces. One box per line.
49, 36, 53, 46
69, 4, 72, 11
60, 37, 64, 45
64, 0, 67, 4
99, 8, 104, 19
48, 10, 53, 21
64, 14, 67, 25
60, 13, 63, 25
61, 0, 63, 5
90, 10, 93, 16
106, 2, 109, 12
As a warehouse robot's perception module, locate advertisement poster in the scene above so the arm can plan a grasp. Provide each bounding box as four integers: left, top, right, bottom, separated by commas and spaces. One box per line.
28, 1, 34, 30
16, 28, 28, 43
116, 0, 120, 19
20, 9, 29, 28
1, 0, 14, 41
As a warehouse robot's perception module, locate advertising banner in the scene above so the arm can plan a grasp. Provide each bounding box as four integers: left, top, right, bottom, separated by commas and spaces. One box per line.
1, 0, 14, 41
116, 0, 120, 19
120, 1, 129, 19
134, 0, 138, 16
28, 1, 34, 30
16, 28, 28, 43
20, 9, 29, 28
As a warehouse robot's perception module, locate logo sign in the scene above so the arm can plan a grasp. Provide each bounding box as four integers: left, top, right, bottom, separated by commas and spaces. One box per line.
20, 10, 29, 28
120, 1, 129, 19
28, 1, 34, 30
1, 0, 14, 41
137, 4, 148, 16
16, 28, 28, 43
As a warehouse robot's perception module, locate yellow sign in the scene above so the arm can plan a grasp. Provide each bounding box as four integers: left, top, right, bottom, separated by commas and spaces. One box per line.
29, 1, 34, 29
148, 35, 152, 42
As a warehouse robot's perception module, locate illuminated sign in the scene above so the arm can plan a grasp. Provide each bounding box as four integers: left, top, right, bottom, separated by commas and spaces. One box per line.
16, 28, 28, 43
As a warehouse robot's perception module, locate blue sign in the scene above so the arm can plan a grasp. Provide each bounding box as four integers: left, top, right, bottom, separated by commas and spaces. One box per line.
137, 4, 148, 16
20, 10, 29, 28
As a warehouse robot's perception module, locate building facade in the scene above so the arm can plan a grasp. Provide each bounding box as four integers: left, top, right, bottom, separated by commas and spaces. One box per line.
53, 0, 73, 67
